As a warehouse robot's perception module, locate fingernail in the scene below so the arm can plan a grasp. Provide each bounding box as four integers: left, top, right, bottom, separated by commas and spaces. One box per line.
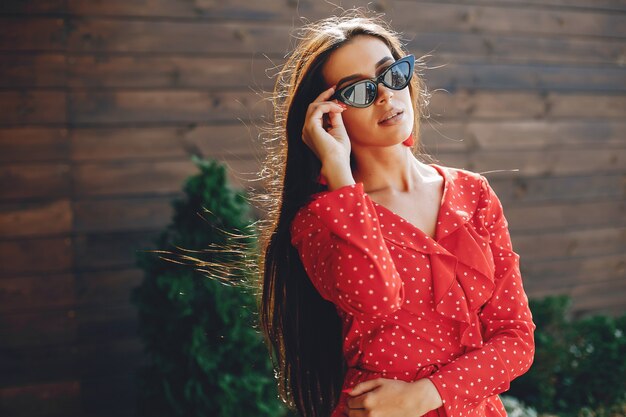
342, 388, 353, 394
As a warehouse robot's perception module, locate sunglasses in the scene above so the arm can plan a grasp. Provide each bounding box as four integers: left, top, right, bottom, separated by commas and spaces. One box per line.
331, 54, 415, 108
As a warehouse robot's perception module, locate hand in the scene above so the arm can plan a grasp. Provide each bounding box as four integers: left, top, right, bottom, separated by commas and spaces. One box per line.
301, 85, 351, 169
345, 377, 443, 417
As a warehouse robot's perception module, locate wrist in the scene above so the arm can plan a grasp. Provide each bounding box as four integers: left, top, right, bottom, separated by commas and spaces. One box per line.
410, 378, 443, 412
321, 160, 354, 191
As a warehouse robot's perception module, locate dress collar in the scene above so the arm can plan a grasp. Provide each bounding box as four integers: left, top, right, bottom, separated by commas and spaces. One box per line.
369, 163, 474, 256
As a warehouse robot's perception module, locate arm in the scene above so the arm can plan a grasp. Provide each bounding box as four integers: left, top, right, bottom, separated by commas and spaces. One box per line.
290, 181, 405, 319
424, 175, 536, 416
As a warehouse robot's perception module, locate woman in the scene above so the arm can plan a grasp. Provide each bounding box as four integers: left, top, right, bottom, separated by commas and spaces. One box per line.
258, 8, 536, 417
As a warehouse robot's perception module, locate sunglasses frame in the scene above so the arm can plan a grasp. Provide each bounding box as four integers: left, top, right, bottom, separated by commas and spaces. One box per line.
331, 54, 415, 108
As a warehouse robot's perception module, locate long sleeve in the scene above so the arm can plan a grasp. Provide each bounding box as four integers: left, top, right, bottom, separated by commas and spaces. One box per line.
289, 182, 405, 320
425, 175, 536, 416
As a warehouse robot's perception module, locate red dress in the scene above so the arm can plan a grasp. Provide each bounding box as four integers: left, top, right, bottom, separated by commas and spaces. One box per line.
289, 163, 536, 417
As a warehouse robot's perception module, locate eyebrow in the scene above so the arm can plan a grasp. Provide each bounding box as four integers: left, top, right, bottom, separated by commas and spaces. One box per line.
335, 56, 394, 90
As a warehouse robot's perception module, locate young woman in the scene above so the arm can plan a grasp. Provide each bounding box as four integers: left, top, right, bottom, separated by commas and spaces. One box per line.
257, 9, 536, 417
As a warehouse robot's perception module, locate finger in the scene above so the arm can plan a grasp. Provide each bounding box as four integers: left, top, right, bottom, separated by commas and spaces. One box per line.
312, 84, 337, 103
348, 378, 382, 396
308, 102, 345, 122
327, 107, 345, 129
346, 394, 366, 410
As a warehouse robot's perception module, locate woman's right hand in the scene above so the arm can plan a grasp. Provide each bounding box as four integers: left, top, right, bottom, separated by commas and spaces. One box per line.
301, 85, 351, 167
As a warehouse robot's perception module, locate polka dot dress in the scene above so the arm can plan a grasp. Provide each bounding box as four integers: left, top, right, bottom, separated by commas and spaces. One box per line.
289, 163, 536, 417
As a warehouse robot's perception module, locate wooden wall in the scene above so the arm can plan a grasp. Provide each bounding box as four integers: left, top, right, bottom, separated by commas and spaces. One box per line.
0, 1, 624, 416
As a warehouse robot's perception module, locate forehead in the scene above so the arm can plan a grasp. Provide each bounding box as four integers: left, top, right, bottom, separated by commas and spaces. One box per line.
322, 35, 393, 87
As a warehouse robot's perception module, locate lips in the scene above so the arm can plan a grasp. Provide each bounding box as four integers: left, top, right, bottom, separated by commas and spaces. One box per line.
378, 108, 404, 124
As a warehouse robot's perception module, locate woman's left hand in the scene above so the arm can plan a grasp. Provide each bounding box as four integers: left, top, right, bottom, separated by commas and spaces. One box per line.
345, 377, 443, 417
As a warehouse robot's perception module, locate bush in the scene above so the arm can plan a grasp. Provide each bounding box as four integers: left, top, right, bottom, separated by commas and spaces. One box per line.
131, 156, 286, 417
509, 294, 626, 417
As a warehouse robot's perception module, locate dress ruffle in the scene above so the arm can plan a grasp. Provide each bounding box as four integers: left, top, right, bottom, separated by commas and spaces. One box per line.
369, 164, 496, 349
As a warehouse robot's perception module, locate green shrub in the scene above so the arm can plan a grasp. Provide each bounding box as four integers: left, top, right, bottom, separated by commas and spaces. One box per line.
130, 156, 286, 417
509, 294, 626, 416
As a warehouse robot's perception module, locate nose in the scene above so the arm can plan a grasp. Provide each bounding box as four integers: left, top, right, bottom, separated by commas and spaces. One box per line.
376, 82, 394, 104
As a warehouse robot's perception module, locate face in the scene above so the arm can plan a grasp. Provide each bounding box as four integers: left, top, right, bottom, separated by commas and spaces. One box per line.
322, 35, 414, 148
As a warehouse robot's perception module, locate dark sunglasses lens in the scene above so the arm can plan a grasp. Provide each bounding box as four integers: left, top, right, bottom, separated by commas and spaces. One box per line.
383, 61, 411, 89
340, 58, 413, 106
342, 81, 377, 106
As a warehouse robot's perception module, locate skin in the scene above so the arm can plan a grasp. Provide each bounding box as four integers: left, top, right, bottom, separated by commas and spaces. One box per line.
301, 35, 445, 416
303, 34, 444, 239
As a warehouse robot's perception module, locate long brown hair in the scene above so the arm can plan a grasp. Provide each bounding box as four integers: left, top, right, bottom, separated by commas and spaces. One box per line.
256, 8, 435, 417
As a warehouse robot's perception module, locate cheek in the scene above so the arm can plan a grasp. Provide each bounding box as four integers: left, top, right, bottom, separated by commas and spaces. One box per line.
341, 110, 372, 133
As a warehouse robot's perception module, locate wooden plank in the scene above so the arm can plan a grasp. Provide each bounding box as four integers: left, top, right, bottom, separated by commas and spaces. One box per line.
0, 308, 76, 348
0, 352, 139, 417
0, 0, 66, 14
0, 91, 66, 125
391, 1, 626, 38
523, 252, 625, 290
0, 344, 77, 387
0, 268, 141, 314
73, 160, 197, 196
486, 173, 624, 203
68, 90, 271, 124
76, 305, 138, 342
0, 17, 66, 51
66, 18, 292, 54
59, 1, 626, 39
505, 199, 625, 233
0, 199, 72, 238
0, 336, 143, 385
513, 226, 626, 261
0, 304, 137, 348
426, 90, 625, 120
0, 127, 68, 162
421, 120, 626, 152
67, 54, 275, 89
422, 61, 626, 92
470, 147, 626, 176
73, 231, 158, 270
439, 0, 626, 13
65, 0, 341, 20
530, 276, 626, 316
74, 196, 176, 233
0, 54, 66, 88
59, 18, 625, 65
428, 147, 626, 180
0, 381, 81, 417
403, 31, 624, 65
0, 237, 72, 277
73, 158, 260, 196
0, 163, 71, 200
80, 374, 137, 417
0, 273, 75, 313
70, 124, 258, 161
462, 120, 626, 151
75, 268, 143, 306
75, 338, 144, 378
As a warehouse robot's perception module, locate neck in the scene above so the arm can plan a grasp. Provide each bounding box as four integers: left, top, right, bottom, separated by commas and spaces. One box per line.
351, 144, 428, 194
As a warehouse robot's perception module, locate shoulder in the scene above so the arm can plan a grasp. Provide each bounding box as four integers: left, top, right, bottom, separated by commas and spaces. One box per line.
441, 163, 485, 184
434, 164, 499, 222
434, 163, 490, 199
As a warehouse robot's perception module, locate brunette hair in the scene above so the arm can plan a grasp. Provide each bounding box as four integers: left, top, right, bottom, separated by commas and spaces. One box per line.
254, 8, 435, 417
